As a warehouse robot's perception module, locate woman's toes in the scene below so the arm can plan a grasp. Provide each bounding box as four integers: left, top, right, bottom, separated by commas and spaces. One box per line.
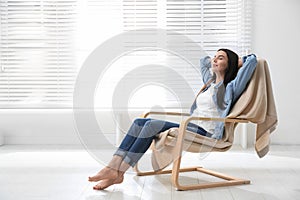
92, 174, 124, 190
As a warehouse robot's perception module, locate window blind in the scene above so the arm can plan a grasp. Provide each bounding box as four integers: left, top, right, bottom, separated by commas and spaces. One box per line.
166, 0, 252, 55
96, 0, 253, 109
0, 0, 77, 108
0, 0, 252, 108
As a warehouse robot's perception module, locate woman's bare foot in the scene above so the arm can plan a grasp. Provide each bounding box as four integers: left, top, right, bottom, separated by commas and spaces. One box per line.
93, 174, 124, 190
89, 155, 123, 182
88, 167, 118, 182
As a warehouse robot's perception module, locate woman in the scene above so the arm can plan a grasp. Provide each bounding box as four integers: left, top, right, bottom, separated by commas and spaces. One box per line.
89, 49, 257, 190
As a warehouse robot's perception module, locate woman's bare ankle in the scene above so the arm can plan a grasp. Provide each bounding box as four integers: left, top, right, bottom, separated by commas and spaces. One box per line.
88, 166, 118, 182
107, 155, 123, 170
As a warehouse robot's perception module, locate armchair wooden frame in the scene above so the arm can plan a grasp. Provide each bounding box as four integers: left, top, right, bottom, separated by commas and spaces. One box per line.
134, 111, 250, 191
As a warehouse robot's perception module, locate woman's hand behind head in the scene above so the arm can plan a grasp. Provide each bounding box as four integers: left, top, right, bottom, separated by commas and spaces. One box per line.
238, 57, 243, 68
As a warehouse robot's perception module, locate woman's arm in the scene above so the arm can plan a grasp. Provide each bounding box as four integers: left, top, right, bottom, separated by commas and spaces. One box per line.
200, 56, 213, 84
227, 54, 258, 101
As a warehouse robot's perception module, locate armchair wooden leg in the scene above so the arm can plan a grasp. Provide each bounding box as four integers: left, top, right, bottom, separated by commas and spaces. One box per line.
134, 152, 250, 191
133, 162, 173, 176
171, 164, 250, 191
170, 122, 250, 191
134, 161, 250, 191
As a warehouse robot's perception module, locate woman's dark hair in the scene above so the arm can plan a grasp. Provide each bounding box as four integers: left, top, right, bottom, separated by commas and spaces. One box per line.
214, 48, 239, 109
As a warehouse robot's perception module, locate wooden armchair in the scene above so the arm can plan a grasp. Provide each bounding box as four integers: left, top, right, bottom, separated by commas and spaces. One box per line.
134, 111, 250, 190
133, 58, 277, 191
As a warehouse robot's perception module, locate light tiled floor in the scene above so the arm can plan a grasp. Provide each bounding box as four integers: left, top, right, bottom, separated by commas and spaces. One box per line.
0, 144, 299, 200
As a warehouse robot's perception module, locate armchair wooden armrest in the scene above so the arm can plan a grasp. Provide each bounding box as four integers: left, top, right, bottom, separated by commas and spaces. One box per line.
181, 116, 249, 124
140, 111, 190, 118
141, 111, 248, 124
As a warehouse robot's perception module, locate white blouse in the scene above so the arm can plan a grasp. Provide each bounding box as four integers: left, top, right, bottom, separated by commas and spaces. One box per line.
191, 83, 220, 134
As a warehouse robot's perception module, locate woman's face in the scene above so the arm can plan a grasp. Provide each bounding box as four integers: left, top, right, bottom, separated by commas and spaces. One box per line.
211, 50, 228, 74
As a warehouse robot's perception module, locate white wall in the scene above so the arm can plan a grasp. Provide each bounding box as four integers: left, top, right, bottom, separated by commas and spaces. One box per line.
252, 0, 300, 144
0, 110, 118, 146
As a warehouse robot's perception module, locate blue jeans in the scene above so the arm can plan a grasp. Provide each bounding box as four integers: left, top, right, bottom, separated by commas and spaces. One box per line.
114, 118, 208, 167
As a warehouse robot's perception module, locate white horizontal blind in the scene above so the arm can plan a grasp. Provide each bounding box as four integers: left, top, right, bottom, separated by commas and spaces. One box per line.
166, 0, 252, 56
75, 0, 122, 61
0, 0, 252, 108
109, 0, 253, 109
115, 0, 170, 109
0, 0, 77, 108
75, 0, 124, 109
